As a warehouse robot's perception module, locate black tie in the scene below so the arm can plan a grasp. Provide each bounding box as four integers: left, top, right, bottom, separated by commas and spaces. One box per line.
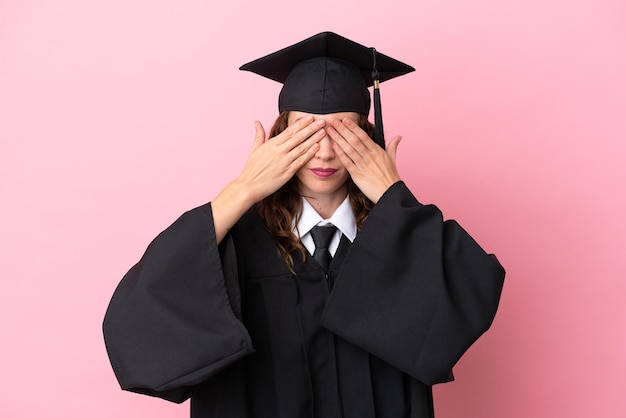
310, 225, 336, 273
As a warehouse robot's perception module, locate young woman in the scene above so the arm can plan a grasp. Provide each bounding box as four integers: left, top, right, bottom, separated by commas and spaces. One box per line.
104, 32, 505, 418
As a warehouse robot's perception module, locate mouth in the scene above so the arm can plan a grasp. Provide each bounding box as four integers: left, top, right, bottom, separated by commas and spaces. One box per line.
311, 167, 337, 178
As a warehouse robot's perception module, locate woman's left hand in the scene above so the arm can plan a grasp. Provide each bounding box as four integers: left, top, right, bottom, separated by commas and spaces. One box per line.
327, 117, 402, 203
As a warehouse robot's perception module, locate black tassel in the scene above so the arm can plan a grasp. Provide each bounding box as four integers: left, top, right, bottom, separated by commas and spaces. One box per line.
371, 48, 385, 149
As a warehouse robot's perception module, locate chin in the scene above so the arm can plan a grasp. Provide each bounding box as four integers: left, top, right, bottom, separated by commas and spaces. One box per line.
306, 182, 348, 198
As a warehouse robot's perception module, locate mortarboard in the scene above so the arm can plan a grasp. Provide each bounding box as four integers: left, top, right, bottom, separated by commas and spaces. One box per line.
240, 32, 415, 148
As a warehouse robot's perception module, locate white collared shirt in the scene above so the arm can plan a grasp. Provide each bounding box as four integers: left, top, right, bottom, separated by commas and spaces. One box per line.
295, 196, 357, 256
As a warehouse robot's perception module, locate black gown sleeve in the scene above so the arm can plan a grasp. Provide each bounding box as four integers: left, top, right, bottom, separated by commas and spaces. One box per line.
321, 181, 505, 386
102, 203, 254, 403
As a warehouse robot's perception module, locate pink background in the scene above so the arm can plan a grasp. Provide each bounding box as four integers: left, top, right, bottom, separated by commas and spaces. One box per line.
1, 0, 625, 417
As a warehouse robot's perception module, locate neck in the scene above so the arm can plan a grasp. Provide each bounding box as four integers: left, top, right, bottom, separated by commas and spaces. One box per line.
303, 192, 347, 219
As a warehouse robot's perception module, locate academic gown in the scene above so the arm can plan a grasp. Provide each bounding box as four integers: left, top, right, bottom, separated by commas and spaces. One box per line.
103, 181, 505, 418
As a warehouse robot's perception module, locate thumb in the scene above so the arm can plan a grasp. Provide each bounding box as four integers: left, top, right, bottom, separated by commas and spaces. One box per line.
252, 120, 266, 150
386, 135, 402, 162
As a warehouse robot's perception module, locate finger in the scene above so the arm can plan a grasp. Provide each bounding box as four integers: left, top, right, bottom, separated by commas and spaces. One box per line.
327, 123, 364, 164
286, 142, 320, 173
252, 120, 266, 150
341, 117, 376, 151
327, 126, 358, 167
386, 135, 402, 163
329, 119, 371, 156
284, 119, 326, 150
332, 141, 357, 172
273, 115, 316, 144
287, 128, 326, 161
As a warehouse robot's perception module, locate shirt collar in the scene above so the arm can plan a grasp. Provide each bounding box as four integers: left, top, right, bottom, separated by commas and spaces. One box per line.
297, 196, 357, 242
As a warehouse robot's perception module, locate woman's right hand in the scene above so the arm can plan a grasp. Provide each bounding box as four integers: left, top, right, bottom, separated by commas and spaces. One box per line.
236, 116, 326, 201
211, 116, 326, 244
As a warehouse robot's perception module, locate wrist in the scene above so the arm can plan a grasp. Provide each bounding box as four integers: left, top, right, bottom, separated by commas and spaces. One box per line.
225, 178, 258, 209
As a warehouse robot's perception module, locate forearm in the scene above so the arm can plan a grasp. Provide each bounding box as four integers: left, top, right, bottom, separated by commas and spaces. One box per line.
211, 179, 258, 245
322, 182, 505, 385
103, 204, 254, 401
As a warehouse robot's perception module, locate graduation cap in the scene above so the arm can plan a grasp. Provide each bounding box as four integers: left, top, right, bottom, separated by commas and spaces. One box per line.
240, 32, 415, 148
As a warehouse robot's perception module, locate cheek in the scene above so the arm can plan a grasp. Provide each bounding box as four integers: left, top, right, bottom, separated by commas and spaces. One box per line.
294, 166, 308, 183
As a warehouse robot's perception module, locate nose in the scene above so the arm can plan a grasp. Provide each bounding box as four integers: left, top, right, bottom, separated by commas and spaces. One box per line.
315, 134, 335, 161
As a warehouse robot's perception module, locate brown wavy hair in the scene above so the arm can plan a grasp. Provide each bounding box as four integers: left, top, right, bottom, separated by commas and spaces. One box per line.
257, 111, 376, 271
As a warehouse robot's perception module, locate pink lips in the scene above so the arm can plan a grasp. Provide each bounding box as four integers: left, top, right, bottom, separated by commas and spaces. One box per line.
311, 167, 337, 178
